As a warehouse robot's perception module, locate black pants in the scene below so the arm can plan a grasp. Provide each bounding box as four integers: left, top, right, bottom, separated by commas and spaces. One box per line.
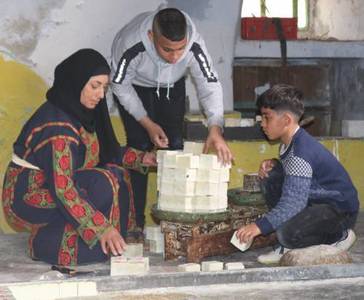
114, 77, 186, 227
260, 162, 358, 249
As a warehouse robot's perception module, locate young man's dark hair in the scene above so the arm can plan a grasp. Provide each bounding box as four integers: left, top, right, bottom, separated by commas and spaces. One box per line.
153, 8, 187, 41
257, 84, 304, 121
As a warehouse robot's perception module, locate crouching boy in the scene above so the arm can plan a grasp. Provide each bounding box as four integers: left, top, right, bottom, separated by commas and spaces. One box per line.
236, 84, 359, 264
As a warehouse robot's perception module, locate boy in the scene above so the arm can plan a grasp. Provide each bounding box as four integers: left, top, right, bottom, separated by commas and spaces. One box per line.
236, 84, 359, 264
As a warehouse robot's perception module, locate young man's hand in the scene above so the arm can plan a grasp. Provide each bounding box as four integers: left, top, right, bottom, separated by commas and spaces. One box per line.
258, 159, 276, 179
140, 117, 169, 148
100, 227, 127, 256
203, 125, 233, 165
235, 223, 261, 243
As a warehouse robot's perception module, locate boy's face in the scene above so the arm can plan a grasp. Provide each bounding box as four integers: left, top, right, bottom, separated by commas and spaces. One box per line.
260, 107, 287, 141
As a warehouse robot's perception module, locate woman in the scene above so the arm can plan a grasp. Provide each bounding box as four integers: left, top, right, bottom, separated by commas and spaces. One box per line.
2, 49, 155, 266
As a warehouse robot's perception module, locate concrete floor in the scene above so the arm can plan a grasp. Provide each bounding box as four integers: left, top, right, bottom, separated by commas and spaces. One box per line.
1, 212, 364, 299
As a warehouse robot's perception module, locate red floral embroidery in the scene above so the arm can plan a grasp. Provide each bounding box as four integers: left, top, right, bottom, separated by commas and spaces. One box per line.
71, 204, 85, 218
54, 139, 66, 152
59, 250, 71, 265
59, 155, 70, 170
55, 174, 68, 189
28, 194, 42, 205
34, 172, 45, 186
45, 193, 53, 204
83, 229, 96, 241
124, 150, 137, 164
67, 235, 77, 248
64, 189, 76, 201
92, 212, 105, 226
85, 160, 96, 168
91, 141, 99, 156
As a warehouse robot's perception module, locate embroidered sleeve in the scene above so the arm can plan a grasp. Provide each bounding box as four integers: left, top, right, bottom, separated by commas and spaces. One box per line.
52, 137, 111, 248
121, 147, 149, 174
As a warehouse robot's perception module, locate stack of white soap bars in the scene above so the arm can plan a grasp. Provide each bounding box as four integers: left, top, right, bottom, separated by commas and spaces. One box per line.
157, 142, 231, 213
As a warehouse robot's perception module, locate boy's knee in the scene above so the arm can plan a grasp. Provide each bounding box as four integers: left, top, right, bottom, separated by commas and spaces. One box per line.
276, 225, 302, 249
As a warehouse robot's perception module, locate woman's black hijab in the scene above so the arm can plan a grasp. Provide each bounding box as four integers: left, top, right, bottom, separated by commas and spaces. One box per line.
46, 48, 120, 164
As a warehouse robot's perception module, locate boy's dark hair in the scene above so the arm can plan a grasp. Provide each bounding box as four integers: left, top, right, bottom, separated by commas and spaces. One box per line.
256, 84, 304, 120
153, 8, 187, 41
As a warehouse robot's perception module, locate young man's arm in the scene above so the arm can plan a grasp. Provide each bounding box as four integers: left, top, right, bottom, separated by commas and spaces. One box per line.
189, 36, 232, 163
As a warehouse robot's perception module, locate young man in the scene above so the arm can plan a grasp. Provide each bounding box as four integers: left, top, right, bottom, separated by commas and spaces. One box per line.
111, 8, 232, 236
236, 84, 359, 264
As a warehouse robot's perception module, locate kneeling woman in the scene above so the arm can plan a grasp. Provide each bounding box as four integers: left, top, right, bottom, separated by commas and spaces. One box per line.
2, 49, 155, 266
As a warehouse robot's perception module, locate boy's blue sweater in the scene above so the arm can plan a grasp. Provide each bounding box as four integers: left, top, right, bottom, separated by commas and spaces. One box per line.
256, 128, 359, 235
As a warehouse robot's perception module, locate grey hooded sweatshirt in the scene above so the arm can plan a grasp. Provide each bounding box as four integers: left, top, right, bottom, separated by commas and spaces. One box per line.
110, 9, 224, 128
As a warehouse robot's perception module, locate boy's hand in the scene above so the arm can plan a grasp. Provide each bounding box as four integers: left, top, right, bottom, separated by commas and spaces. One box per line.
140, 117, 169, 148
258, 159, 276, 179
236, 223, 261, 243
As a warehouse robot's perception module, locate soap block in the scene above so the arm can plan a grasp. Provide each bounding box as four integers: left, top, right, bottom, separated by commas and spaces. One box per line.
110, 256, 149, 276
219, 168, 230, 182
158, 194, 194, 212
199, 154, 221, 169
225, 118, 242, 127
183, 141, 204, 155
163, 151, 182, 168
225, 262, 245, 270
230, 231, 252, 252
176, 154, 199, 169
123, 243, 143, 258
149, 239, 165, 253
160, 167, 175, 181
201, 261, 223, 272
174, 180, 195, 196
196, 169, 220, 183
145, 225, 162, 241
174, 168, 197, 181
193, 196, 218, 211
157, 150, 176, 163
178, 263, 201, 272
195, 181, 218, 196
160, 179, 174, 195
218, 182, 228, 197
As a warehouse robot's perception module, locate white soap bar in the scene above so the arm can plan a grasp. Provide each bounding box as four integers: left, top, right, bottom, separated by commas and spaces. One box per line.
176, 154, 199, 169
178, 263, 201, 272
201, 261, 223, 272
225, 118, 242, 127
174, 180, 195, 196
199, 154, 221, 169
193, 196, 218, 211
158, 194, 194, 212
183, 141, 204, 155
195, 182, 218, 195
110, 256, 149, 276
149, 239, 164, 253
218, 182, 228, 197
123, 243, 143, 258
157, 150, 176, 163
230, 231, 252, 252
175, 168, 197, 181
160, 180, 174, 195
219, 168, 230, 182
225, 262, 245, 270
145, 225, 162, 241
196, 169, 220, 183
160, 167, 175, 181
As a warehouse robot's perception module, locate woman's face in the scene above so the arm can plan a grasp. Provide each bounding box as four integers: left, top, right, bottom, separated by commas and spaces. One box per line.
80, 74, 109, 109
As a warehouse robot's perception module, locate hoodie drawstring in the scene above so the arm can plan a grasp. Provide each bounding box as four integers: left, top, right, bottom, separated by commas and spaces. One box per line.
166, 65, 172, 100
156, 62, 161, 99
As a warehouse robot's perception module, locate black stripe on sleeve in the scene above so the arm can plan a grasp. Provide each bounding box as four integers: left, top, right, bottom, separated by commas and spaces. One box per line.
112, 42, 146, 84
190, 42, 218, 83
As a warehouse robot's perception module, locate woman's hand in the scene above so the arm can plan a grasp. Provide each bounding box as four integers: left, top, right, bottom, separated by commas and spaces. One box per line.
100, 227, 126, 256
142, 151, 157, 167
258, 159, 276, 179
